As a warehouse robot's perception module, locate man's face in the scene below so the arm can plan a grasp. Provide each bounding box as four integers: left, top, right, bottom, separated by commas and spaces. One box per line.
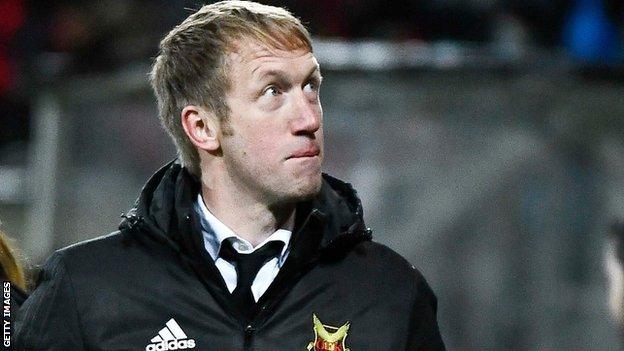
219, 39, 324, 205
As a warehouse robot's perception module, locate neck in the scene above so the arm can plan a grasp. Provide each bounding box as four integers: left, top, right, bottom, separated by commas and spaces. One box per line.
199, 163, 295, 247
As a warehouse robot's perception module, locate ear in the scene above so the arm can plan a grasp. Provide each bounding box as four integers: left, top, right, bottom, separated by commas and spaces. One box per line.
181, 105, 220, 152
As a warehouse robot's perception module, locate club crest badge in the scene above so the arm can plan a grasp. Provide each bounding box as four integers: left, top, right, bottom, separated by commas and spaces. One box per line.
306, 314, 351, 351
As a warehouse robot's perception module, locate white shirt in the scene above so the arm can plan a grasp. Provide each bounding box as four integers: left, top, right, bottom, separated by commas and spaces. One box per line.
195, 194, 292, 302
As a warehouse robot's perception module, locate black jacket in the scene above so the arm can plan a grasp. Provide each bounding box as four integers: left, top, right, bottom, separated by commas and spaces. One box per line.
15, 161, 445, 350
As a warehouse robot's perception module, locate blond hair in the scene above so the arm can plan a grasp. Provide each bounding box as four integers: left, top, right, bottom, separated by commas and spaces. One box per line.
150, 1, 313, 176
0, 231, 27, 291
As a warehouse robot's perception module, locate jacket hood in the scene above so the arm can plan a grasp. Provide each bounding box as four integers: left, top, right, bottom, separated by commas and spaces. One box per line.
119, 160, 371, 258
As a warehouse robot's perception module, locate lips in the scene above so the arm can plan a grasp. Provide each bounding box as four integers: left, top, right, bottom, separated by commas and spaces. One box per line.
287, 145, 320, 159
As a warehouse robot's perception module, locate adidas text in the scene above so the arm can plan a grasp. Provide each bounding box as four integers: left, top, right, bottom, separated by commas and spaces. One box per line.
145, 339, 196, 351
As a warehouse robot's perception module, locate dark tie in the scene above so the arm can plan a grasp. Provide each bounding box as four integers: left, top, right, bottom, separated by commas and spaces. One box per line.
219, 239, 285, 316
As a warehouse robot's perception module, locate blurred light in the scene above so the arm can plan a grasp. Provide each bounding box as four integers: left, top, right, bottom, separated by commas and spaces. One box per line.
563, 0, 622, 65
0, 166, 23, 203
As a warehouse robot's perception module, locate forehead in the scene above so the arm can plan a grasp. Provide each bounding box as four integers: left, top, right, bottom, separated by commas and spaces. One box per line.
227, 39, 318, 75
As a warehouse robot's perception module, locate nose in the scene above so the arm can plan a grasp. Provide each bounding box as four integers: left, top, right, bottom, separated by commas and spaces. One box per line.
290, 91, 321, 135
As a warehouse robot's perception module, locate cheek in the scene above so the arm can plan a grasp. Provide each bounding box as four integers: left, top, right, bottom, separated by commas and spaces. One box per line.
243, 130, 282, 161
316, 127, 324, 150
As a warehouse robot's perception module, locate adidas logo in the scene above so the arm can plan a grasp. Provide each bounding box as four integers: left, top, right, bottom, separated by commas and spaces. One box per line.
145, 318, 196, 351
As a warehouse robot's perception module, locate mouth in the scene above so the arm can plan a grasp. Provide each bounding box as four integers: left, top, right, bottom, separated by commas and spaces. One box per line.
287, 146, 321, 160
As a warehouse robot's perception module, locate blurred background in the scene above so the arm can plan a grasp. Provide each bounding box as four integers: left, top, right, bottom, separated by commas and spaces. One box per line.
1, 0, 624, 349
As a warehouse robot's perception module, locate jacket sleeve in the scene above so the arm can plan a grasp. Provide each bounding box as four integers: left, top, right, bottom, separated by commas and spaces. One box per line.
406, 269, 446, 351
14, 252, 86, 350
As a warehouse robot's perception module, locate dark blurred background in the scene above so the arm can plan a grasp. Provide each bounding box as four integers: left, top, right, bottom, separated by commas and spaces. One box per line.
2, 0, 624, 350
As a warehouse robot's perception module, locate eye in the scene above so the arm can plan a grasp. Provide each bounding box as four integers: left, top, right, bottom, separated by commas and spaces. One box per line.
263, 86, 280, 97
303, 80, 318, 93
304, 79, 322, 96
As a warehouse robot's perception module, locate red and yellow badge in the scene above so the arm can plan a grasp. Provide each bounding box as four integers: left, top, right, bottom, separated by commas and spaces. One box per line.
306, 314, 351, 351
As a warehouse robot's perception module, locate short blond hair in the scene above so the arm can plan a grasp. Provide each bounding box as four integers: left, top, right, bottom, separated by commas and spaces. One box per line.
150, 1, 313, 176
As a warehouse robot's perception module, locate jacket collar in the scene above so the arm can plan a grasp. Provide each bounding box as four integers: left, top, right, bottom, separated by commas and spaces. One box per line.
119, 160, 372, 259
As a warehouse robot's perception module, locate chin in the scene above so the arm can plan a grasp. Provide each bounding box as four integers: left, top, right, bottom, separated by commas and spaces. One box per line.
299, 180, 323, 200
281, 174, 323, 203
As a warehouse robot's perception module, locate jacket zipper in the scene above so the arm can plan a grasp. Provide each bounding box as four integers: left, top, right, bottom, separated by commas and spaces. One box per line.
243, 324, 255, 351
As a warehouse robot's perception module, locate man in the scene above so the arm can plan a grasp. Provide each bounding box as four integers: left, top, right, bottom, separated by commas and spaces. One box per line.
15, 1, 445, 350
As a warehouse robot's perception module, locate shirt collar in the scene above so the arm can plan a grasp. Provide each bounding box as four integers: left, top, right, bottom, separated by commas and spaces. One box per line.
195, 193, 292, 264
